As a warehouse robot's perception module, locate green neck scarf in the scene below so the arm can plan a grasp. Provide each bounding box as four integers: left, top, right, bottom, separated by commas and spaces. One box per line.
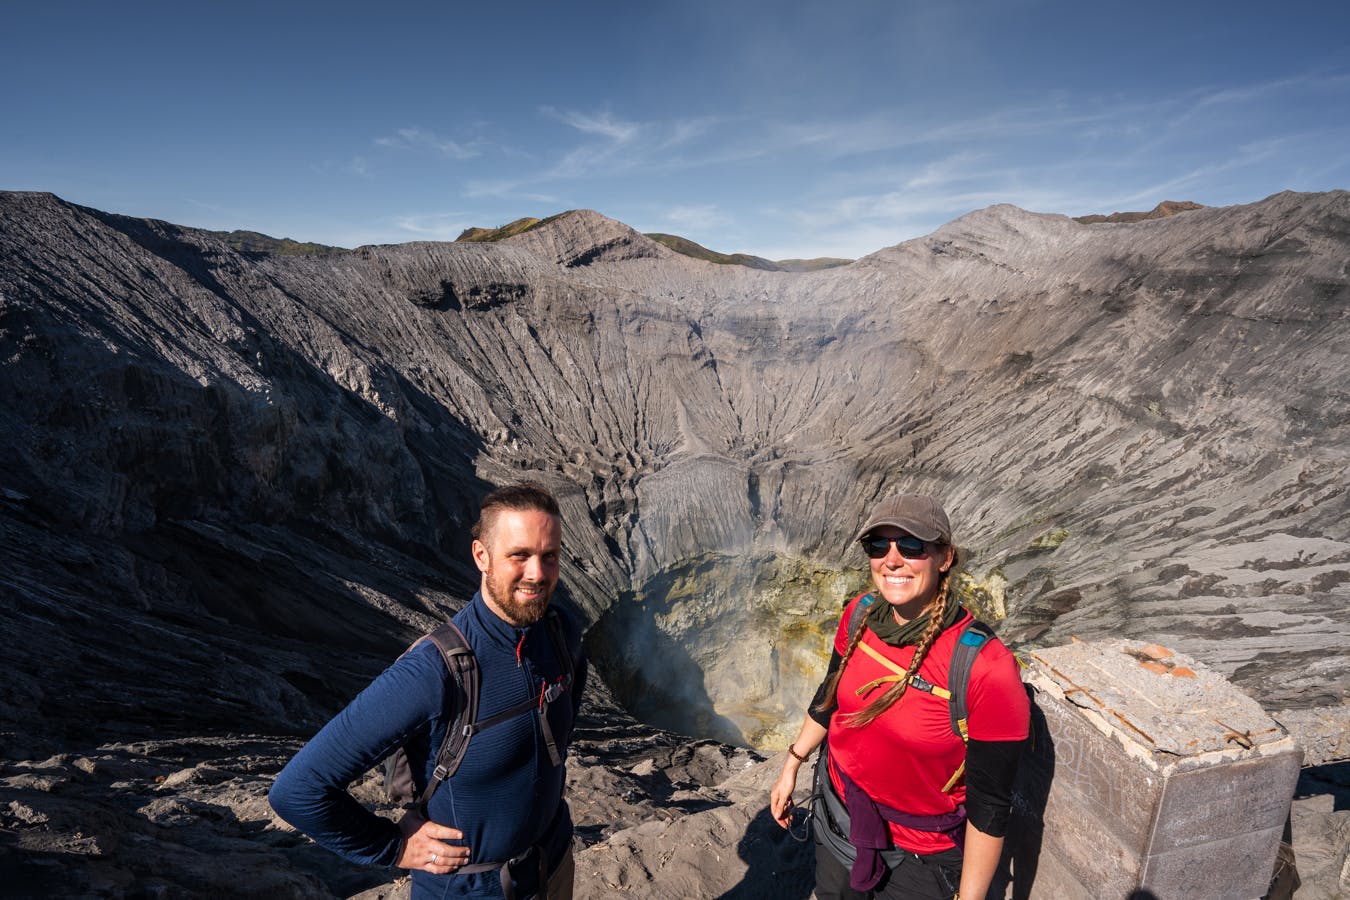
863, 589, 962, 646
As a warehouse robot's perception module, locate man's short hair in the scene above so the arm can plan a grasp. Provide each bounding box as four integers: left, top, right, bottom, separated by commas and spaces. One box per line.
473, 481, 561, 543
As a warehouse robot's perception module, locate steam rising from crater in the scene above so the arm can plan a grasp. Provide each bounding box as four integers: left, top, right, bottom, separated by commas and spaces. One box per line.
589, 551, 866, 748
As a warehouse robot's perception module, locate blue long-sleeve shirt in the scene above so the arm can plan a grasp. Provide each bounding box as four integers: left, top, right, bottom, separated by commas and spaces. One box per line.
270, 593, 587, 898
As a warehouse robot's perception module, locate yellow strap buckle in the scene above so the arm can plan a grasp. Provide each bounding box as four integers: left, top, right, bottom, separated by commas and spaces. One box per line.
854, 640, 951, 699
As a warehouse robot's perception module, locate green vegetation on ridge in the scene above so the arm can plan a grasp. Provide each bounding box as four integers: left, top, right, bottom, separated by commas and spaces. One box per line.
457, 216, 550, 242
453, 211, 852, 270
645, 233, 851, 271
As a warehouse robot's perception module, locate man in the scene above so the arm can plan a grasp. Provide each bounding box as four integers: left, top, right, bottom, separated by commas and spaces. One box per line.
270, 482, 586, 899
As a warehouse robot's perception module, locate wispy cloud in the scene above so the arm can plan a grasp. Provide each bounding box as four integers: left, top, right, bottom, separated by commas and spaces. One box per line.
759, 172, 1091, 259
738, 67, 1350, 258
663, 116, 722, 148
362, 65, 1349, 258
309, 155, 372, 178
375, 127, 484, 160
493, 109, 741, 185
1187, 70, 1350, 112
463, 178, 523, 198
547, 143, 623, 180
662, 204, 731, 231
462, 178, 558, 204
1111, 138, 1290, 206
392, 212, 474, 241
764, 102, 1137, 161
1193, 78, 1306, 110
903, 152, 987, 190
541, 106, 641, 143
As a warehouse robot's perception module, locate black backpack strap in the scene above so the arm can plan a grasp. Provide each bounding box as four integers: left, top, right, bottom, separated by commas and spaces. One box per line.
454, 610, 580, 770
463, 694, 541, 735
417, 622, 478, 807
534, 608, 580, 767
543, 608, 576, 690
948, 618, 996, 741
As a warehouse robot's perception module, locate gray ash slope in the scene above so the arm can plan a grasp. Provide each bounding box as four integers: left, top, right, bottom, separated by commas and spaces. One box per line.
0, 190, 1347, 892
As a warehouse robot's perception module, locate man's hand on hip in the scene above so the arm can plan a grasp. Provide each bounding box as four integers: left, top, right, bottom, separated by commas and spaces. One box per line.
396, 807, 471, 875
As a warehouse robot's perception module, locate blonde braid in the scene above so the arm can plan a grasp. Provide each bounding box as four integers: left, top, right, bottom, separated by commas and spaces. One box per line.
812, 602, 871, 716
845, 576, 952, 729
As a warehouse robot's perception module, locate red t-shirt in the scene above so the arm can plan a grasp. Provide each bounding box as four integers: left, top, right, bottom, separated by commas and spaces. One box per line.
827, 597, 1030, 853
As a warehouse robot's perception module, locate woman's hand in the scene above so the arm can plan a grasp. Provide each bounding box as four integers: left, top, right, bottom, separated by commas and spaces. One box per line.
770, 719, 828, 828
395, 807, 471, 875
769, 758, 802, 829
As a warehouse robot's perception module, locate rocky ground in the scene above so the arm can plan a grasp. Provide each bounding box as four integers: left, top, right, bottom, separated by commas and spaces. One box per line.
0, 679, 794, 899
1, 189, 1347, 896
1, 698, 1345, 898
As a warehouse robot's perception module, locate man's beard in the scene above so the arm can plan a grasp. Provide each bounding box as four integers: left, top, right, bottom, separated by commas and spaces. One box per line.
484, 573, 552, 626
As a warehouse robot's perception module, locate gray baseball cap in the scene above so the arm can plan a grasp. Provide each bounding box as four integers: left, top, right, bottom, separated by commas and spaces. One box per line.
855, 493, 952, 544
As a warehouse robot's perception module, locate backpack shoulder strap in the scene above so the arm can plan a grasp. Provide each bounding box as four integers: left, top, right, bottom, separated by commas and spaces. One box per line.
543, 607, 577, 688
416, 622, 478, 806
846, 592, 875, 637
936, 616, 997, 794
947, 617, 996, 741
454, 609, 583, 771
419, 621, 476, 672
536, 607, 584, 767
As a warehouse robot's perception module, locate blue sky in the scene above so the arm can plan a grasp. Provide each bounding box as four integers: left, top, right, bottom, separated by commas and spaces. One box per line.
5, 0, 1348, 259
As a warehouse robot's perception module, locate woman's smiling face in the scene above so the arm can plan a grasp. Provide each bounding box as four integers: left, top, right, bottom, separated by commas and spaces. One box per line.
865, 525, 955, 621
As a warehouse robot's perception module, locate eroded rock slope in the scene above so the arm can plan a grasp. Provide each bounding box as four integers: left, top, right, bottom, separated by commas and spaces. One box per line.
1, 190, 1347, 895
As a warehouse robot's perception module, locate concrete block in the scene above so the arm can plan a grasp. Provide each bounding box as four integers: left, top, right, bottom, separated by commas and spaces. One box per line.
1142, 824, 1288, 897
1150, 752, 1302, 853
1002, 639, 1302, 900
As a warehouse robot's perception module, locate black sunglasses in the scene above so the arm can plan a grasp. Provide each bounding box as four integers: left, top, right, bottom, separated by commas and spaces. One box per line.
859, 535, 931, 559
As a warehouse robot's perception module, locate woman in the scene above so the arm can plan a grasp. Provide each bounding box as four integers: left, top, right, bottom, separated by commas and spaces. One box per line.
770, 493, 1029, 899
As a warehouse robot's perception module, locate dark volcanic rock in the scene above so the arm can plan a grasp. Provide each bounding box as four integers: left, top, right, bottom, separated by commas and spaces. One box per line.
1, 189, 1348, 896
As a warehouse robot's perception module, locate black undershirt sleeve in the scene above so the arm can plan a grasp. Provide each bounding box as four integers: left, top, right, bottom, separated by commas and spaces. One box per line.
964, 737, 1026, 837
807, 645, 843, 728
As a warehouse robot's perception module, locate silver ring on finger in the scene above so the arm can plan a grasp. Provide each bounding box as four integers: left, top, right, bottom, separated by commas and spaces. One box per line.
431, 852, 439, 864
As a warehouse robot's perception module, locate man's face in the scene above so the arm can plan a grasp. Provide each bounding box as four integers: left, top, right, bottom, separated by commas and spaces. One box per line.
473, 508, 561, 627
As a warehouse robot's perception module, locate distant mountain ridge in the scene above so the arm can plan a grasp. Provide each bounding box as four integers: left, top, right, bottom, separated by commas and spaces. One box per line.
643, 232, 850, 271
209, 202, 1206, 264
455, 214, 852, 270
1073, 199, 1205, 224
209, 228, 345, 256
207, 213, 851, 271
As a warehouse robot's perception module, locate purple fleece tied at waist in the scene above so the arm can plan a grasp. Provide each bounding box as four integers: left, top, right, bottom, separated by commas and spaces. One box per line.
836, 764, 967, 892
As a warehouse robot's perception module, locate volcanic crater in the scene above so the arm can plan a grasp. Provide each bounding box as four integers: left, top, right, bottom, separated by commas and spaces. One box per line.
1, 190, 1347, 896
